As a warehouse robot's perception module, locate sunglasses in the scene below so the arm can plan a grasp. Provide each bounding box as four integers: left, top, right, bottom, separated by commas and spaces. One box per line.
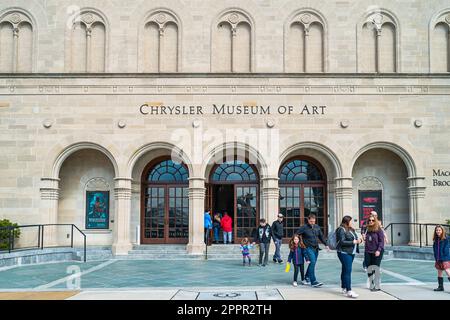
369, 219, 375, 222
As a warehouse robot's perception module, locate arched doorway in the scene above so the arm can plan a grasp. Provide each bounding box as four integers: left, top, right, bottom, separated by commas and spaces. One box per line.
279, 157, 327, 240
207, 159, 260, 243
141, 157, 189, 244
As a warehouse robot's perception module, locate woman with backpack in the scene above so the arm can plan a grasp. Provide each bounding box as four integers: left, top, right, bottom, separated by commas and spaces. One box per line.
336, 216, 362, 298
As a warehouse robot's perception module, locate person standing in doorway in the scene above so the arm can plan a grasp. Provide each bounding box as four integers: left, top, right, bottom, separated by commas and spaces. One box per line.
221, 211, 233, 244
204, 208, 212, 244
432, 225, 450, 291
364, 215, 385, 291
336, 215, 363, 298
296, 213, 329, 287
254, 218, 272, 266
272, 213, 284, 263
212, 213, 222, 244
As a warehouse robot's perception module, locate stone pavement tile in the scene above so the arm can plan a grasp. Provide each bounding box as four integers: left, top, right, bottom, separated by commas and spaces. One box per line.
256, 289, 284, 300
0, 291, 80, 300
171, 289, 199, 300
68, 289, 178, 300
381, 284, 450, 300
279, 285, 397, 300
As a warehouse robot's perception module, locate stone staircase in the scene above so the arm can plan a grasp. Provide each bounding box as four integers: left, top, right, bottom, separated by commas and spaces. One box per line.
117, 244, 204, 260
111, 244, 395, 261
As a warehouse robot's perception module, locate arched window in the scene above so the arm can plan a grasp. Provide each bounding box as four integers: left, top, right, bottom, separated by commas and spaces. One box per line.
211, 160, 257, 182
279, 159, 324, 182
212, 10, 253, 72
430, 11, 450, 72
146, 159, 188, 182
285, 10, 326, 72
140, 10, 180, 72
0, 10, 34, 73
141, 158, 189, 244
358, 11, 399, 73
279, 158, 327, 238
69, 10, 107, 72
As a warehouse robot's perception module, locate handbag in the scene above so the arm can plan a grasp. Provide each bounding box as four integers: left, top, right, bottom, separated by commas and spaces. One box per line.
285, 263, 291, 273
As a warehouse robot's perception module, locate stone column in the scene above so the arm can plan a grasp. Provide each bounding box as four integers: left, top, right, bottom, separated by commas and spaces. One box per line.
335, 177, 353, 228
112, 178, 133, 255
231, 27, 237, 73
327, 179, 337, 231
39, 178, 60, 247
407, 176, 426, 246
86, 27, 92, 72
261, 176, 279, 255
12, 27, 19, 72
187, 177, 205, 254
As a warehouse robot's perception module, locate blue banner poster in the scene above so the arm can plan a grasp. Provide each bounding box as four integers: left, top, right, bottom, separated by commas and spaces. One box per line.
86, 191, 109, 229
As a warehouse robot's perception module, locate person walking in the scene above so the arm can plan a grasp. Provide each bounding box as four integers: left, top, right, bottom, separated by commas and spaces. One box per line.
432, 225, 450, 291
287, 234, 307, 286
272, 213, 284, 263
364, 215, 385, 291
336, 215, 363, 298
254, 218, 272, 267
296, 213, 329, 287
361, 211, 387, 271
204, 209, 212, 244
220, 211, 233, 244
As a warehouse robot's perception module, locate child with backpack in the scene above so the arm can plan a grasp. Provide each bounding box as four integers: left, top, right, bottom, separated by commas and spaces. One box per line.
240, 237, 255, 266
287, 234, 307, 286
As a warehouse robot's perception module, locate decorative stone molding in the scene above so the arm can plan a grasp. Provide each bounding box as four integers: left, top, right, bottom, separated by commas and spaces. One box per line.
86, 177, 109, 191
114, 178, 132, 200
40, 178, 60, 200
289, 11, 325, 35
0, 11, 32, 27
358, 176, 383, 191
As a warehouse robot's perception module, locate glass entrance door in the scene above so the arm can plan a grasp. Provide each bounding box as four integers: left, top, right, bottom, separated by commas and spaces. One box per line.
279, 185, 326, 240
142, 185, 189, 244
235, 185, 258, 242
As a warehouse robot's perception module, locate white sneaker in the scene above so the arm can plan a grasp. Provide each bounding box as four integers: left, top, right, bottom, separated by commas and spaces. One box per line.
292, 281, 298, 287
301, 280, 308, 285
341, 288, 347, 295
346, 290, 359, 298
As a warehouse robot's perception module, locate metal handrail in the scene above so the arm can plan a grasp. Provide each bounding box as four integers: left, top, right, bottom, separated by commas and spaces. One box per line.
0, 224, 87, 262
383, 222, 450, 248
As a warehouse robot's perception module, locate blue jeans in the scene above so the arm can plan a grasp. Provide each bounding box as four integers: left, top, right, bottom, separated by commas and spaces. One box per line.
337, 252, 355, 291
223, 231, 232, 243
273, 238, 282, 261
304, 247, 319, 284
213, 226, 220, 242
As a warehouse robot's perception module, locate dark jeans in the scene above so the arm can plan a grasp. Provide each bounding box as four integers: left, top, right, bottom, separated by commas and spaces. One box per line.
204, 228, 209, 244
259, 242, 270, 265
304, 247, 319, 284
213, 226, 220, 242
337, 252, 355, 291
364, 250, 384, 289
293, 264, 305, 282
364, 250, 384, 268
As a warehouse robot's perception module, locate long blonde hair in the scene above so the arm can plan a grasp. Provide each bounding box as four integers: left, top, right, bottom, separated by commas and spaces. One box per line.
367, 215, 380, 232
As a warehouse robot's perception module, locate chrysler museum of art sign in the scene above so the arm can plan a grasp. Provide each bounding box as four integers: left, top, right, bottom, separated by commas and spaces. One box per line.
139, 104, 327, 116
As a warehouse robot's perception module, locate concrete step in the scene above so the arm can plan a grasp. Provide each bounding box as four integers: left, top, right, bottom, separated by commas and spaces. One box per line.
115, 254, 204, 260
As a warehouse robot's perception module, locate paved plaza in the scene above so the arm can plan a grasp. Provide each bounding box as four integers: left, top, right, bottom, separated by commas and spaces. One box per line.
0, 257, 449, 300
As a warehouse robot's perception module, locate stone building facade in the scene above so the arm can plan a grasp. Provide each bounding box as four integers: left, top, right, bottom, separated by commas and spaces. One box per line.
0, 0, 449, 255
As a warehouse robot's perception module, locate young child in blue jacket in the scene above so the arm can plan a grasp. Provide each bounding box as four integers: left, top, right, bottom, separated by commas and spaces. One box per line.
240, 237, 255, 266
288, 234, 308, 286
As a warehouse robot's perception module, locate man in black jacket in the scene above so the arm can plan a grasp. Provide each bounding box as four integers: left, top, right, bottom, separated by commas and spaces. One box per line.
271, 214, 284, 263
254, 218, 272, 266
296, 214, 329, 287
